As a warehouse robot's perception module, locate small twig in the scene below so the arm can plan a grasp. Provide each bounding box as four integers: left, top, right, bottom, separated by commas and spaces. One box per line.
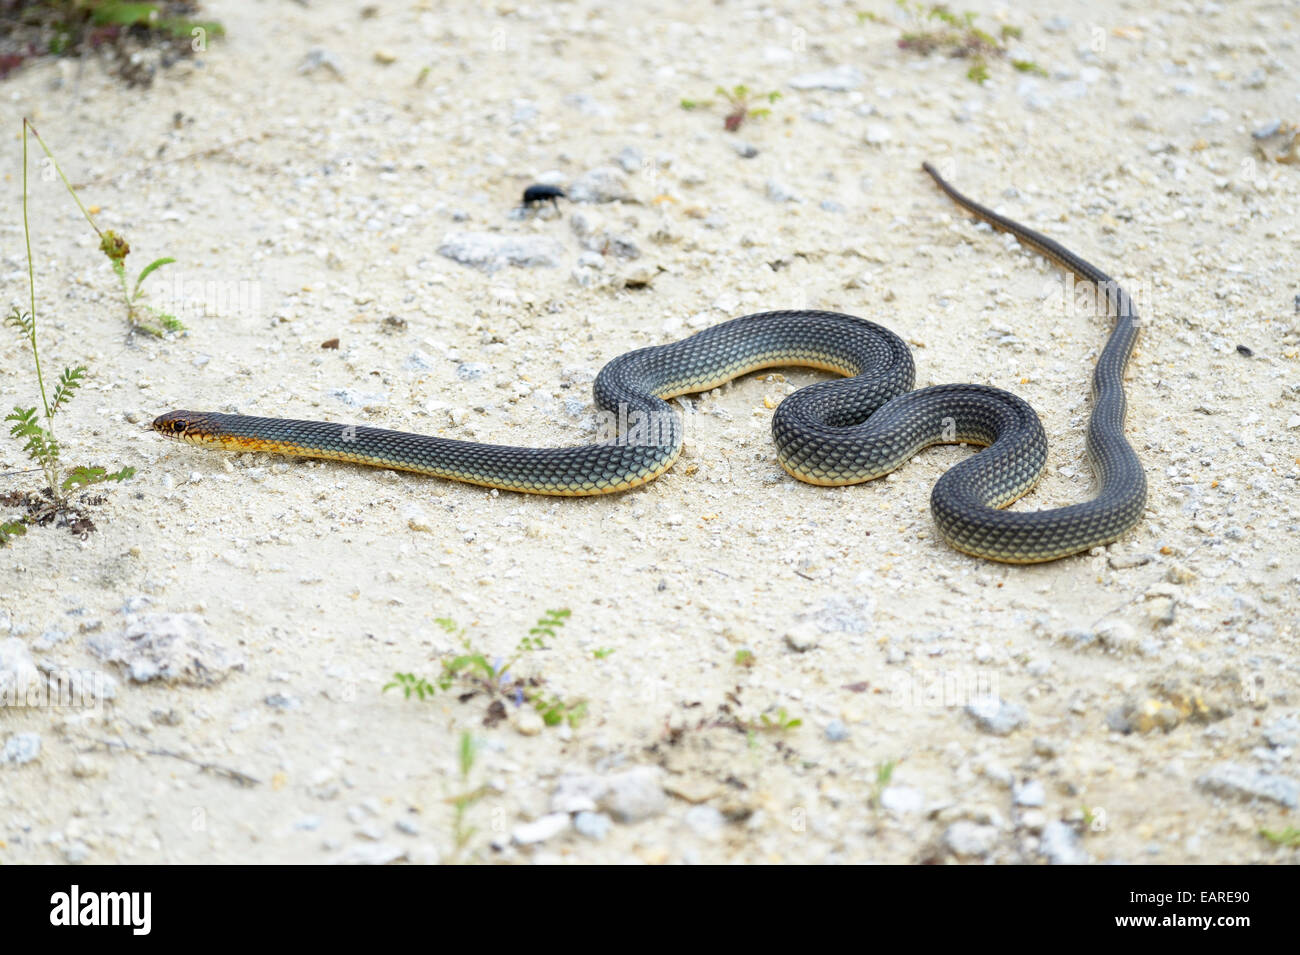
89, 737, 262, 788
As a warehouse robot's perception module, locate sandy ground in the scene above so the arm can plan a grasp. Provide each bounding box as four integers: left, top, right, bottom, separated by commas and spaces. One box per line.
1, 0, 1298, 865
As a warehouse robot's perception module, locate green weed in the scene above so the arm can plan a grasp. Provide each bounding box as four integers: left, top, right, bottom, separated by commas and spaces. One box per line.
862, 2, 1043, 83
384, 609, 587, 729
682, 85, 781, 132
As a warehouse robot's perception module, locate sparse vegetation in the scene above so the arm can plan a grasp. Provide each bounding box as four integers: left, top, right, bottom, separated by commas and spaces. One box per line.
1260, 826, 1300, 847
4, 118, 135, 545
860, 2, 1043, 83
869, 760, 897, 809
681, 84, 781, 132
24, 120, 182, 336
0, 1, 224, 85
757, 706, 803, 733
444, 732, 491, 859
384, 609, 587, 728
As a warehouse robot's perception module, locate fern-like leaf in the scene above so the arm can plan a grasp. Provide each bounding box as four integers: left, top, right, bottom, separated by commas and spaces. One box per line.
6, 406, 58, 469
50, 366, 86, 414
5, 306, 33, 332
62, 465, 135, 490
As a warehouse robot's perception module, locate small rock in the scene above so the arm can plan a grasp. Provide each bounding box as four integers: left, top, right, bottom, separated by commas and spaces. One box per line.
765, 179, 801, 203
62, 841, 91, 864
1041, 821, 1088, 864
87, 613, 243, 686
965, 696, 1028, 736
824, 719, 849, 742
404, 351, 436, 371
298, 48, 344, 78
1032, 737, 1062, 758
784, 623, 820, 652
1019, 809, 1047, 833
1263, 715, 1300, 749
1145, 596, 1176, 628
0, 638, 41, 706
567, 166, 631, 204
334, 843, 408, 865
1196, 763, 1299, 809
1096, 621, 1140, 652
70, 755, 101, 778
1013, 780, 1046, 807
864, 124, 892, 145
574, 811, 612, 840
879, 786, 925, 815
550, 773, 606, 814
513, 813, 570, 845
732, 141, 758, 159
600, 766, 666, 822
513, 708, 545, 736
788, 65, 863, 91
2, 732, 41, 765
944, 821, 998, 858
683, 806, 725, 839
437, 232, 564, 272
456, 362, 488, 382
404, 507, 434, 532
327, 388, 387, 411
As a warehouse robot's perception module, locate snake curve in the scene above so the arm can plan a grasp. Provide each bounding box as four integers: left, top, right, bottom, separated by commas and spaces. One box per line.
152, 163, 1147, 563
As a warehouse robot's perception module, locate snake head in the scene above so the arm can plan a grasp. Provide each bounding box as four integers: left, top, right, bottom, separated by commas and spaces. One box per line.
151, 411, 212, 443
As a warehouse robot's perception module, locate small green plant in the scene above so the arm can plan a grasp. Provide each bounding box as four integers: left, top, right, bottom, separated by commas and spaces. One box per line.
90, 1, 225, 39
23, 119, 182, 336
382, 672, 441, 700
109, 240, 182, 336
592, 647, 616, 660
0, 517, 27, 546
1260, 826, 1300, 847
869, 760, 897, 809
444, 732, 492, 859
533, 694, 588, 728
384, 609, 586, 728
4, 119, 135, 541
681, 85, 781, 132
757, 706, 803, 733
519, 607, 570, 651
862, 2, 1043, 83
734, 648, 755, 668
1, 1, 223, 82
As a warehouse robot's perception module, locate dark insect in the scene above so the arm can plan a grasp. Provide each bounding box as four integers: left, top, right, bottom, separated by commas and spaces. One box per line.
522, 183, 565, 210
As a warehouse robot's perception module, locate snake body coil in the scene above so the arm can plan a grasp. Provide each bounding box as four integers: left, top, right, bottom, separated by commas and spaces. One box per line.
153, 164, 1146, 563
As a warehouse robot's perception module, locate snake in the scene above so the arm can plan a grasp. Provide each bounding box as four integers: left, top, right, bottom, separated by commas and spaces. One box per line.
152, 162, 1146, 563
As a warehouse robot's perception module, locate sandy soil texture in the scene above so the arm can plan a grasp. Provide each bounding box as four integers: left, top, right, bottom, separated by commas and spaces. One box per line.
1, 0, 1298, 864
